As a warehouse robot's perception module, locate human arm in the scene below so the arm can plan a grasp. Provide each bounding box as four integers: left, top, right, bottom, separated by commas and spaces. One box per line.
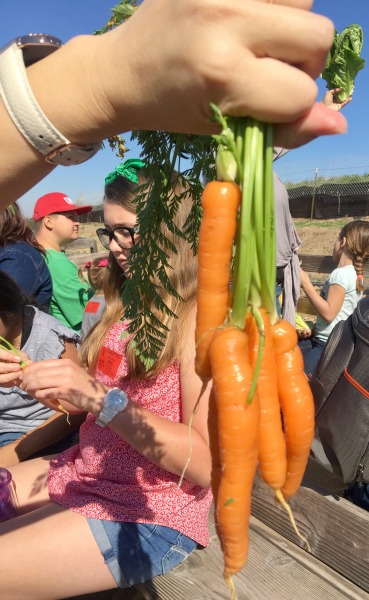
0, 0, 346, 208
21, 314, 212, 487
0, 341, 85, 467
0, 411, 85, 468
300, 269, 346, 322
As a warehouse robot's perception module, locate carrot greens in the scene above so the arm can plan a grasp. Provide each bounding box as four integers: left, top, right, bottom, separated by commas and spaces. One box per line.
0, 336, 26, 368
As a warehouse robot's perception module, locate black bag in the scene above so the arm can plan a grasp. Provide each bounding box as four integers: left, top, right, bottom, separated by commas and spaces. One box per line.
307, 296, 369, 494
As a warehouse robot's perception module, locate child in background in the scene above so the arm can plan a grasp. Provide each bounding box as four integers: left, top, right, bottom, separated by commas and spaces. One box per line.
299, 220, 369, 378
0, 271, 85, 465
79, 257, 107, 338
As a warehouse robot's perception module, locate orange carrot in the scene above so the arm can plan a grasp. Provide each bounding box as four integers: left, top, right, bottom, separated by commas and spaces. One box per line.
195, 181, 241, 381
209, 326, 259, 580
247, 310, 287, 492
271, 320, 315, 500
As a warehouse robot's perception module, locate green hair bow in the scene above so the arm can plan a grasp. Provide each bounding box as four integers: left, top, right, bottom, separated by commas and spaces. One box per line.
105, 158, 147, 186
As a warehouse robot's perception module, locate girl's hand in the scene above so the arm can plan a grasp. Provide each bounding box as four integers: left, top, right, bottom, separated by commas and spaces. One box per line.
0, 348, 31, 387
20, 359, 107, 416
321, 89, 352, 111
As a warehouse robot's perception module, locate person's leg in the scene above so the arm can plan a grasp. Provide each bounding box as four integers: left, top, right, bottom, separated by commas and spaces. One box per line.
0, 502, 117, 600
301, 338, 325, 379
7, 455, 55, 513
275, 282, 283, 319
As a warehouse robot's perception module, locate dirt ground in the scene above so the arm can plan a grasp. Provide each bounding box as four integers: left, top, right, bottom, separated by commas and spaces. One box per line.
295, 216, 369, 255
78, 222, 105, 252
79, 219, 350, 257
295, 223, 338, 255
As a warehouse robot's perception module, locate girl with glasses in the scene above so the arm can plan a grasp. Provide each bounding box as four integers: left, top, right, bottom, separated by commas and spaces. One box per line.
0, 159, 212, 599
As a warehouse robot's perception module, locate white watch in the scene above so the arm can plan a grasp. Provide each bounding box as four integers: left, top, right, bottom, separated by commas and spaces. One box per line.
0, 34, 101, 166
95, 388, 129, 428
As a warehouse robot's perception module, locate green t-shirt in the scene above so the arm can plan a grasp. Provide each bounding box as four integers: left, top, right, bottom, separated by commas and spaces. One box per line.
45, 249, 93, 332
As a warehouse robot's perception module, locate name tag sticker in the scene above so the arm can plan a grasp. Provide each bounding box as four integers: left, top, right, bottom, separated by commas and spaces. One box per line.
97, 347, 122, 378
85, 301, 100, 314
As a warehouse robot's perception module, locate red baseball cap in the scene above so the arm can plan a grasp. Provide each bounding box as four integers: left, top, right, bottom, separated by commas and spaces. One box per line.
32, 192, 92, 222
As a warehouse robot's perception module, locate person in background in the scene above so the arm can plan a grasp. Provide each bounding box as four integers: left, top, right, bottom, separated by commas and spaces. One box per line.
300, 220, 369, 378
0, 1, 347, 210
80, 257, 107, 338
0, 161, 212, 598
33, 192, 94, 332
273, 88, 352, 325
0, 202, 52, 311
0, 272, 85, 467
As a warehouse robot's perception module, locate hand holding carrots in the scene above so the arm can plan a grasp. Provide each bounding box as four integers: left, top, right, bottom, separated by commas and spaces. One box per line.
102, 0, 347, 146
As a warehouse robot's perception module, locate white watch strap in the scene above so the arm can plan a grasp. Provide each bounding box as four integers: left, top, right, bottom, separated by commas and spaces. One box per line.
0, 41, 100, 166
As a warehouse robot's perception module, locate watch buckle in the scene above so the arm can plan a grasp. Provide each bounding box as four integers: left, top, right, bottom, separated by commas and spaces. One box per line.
45, 142, 100, 166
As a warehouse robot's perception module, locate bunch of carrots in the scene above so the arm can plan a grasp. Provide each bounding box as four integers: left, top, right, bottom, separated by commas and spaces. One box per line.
195, 107, 315, 598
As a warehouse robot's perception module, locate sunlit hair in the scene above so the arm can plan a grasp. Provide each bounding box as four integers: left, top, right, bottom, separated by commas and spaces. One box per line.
78, 257, 107, 294
0, 202, 46, 255
80, 169, 197, 380
339, 220, 369, 292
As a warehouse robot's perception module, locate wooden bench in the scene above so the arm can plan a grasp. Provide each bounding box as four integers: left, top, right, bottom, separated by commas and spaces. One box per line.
65, 475, 369, 600
297, 253, 369, 317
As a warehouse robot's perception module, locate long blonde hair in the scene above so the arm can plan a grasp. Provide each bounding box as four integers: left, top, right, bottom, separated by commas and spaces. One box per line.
80, 169, 197, 379
339, 220, 369, 292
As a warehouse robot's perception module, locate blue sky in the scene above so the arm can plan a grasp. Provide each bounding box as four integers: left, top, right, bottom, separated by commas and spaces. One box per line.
1, 1, 368, 215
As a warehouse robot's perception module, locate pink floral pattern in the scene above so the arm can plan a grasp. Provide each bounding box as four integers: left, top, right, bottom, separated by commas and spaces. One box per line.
48, 321, 212, 546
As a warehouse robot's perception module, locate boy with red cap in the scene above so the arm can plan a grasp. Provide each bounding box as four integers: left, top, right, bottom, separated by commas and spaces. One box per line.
33, 192, 93, 332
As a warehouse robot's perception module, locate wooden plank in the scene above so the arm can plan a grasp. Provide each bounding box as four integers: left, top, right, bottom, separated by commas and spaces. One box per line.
299, 254, 336, 275
299, 253, 369, 279
69, 251, 108, 267
251, 475, 369, 593
297, 296, 316, 316
66, 501, 368, 600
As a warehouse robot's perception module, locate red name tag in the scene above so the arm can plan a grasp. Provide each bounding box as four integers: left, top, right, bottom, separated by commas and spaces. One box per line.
85, 301, 100, 314
97, 346, 122, 379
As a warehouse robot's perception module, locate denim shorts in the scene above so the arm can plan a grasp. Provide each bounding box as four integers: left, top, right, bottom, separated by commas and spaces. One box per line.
0, 432, 23, 447
87, 518, 197, 588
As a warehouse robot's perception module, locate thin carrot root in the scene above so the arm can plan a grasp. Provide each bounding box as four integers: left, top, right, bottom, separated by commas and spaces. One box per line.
274, 489, 312, 553
224, 575, 238, 600
52, 400, 71, 425
177, 380, 209, 488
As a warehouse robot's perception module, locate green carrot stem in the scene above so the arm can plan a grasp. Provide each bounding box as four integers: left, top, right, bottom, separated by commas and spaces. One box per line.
263, 124, 277, 322
248, 222, 262, 308
0, 336, 26, 368
231, 119, 259, 327
210, 104, 242, 183
247, 306, 265, 405
252, 122, 269, 308
253, 122, 276, 316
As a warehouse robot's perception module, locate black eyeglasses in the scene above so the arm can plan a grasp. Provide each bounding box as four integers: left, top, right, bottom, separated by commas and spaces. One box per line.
96, 226, 138, 250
